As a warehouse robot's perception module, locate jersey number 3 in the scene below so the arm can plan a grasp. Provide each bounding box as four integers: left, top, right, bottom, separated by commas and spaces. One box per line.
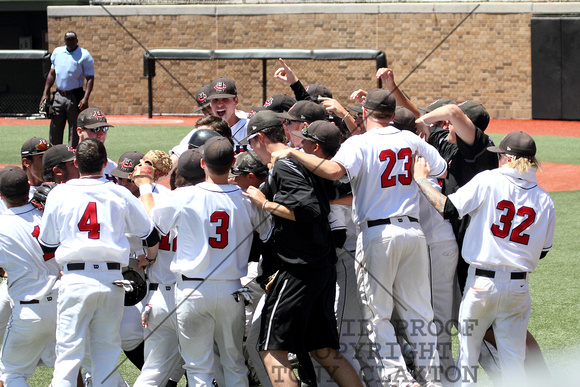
209, 211, 229, 249
379, 148, 412, 188
491, 200, 536, 245
78, 202, 101, 239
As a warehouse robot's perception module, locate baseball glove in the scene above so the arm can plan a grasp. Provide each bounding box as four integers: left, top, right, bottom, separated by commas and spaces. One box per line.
122, 258, 148, 306
129, 150, 172, 181
30, 182, 57, 211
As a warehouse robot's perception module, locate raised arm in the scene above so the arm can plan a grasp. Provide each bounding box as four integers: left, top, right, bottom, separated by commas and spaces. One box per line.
270, 148, 346, 181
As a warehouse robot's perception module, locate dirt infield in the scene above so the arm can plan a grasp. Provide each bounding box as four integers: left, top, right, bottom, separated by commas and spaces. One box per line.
3, 116, 579, 192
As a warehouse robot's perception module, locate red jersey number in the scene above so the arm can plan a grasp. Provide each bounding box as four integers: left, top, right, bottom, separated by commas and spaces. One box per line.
490, 200, 536, 245
379, 148, 413, 188
78, 202, 101, 239
32, 225, 55, 261
209, 211, 229, 249
159, 234, 177, 252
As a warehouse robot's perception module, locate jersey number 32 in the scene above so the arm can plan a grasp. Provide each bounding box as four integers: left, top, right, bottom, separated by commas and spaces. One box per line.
491, 200, 536, 245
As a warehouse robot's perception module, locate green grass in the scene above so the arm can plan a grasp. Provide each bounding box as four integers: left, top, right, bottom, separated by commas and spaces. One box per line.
488, 133, 580, 165
0, 124, 194, 165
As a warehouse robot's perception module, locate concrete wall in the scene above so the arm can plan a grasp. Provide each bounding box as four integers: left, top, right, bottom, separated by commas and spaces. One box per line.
46, 3, 580, 119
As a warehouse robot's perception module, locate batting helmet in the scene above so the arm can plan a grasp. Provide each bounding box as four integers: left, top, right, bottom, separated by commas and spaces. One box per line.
188, 129, 222, 149
122, 258, 147, 306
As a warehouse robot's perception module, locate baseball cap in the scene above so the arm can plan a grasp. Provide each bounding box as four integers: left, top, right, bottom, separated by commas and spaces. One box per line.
362, 89, 396, 114
487, 131, 536, 157
391, 106, 417, 133
458, 101, 490, 131
178, 148, 205, 180
188, 129, 223, 149
21, 137, 51, 157
347, 104, 363, 114
0, 166, 29, 197
77, 107, 114, 129
419, 98, 456, 114
207, 77, 237, 100
111, 151, 144, 179
251, 94, 297, 114
43, 144, 76, 171
278, 101, 326, 123
230, 151, 268, 176
64, 31, 77, 40
193, 84, 211, 113
202, 136, 235, 168
306, 84, 333, 101
242, 110, 283, 143
292, 120, 341, 150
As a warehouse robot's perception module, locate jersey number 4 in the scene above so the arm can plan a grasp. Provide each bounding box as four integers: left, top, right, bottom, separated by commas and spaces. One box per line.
209, 211, 229, 249
491, 200, 536, 245
78, 202, 101, 239
379, 148, 412, 188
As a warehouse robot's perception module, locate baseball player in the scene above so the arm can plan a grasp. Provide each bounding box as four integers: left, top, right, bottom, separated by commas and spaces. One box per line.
39, 138, 156, 386
413, 131, 555, 386
277, 100, 326, 148
136, 137, 272, 386
42, 144, 79, 183
75, 107, 118, 183
21, 137, 52, 198
270, 89, 447, 386
0, 166, 60, 385
207, 77, 248, 144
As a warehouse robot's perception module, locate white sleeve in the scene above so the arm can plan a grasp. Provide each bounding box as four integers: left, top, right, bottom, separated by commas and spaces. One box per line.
447, 171, 490, 219
251, 204, 273, 242
149, 194, 182, 236
331, 136, 363, 179
38, 189, 62, 247
419, 140, 448, 178
124, 193, 154, 238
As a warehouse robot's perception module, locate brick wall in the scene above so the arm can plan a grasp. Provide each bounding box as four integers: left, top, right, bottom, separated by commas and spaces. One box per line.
47, 6, 533, 118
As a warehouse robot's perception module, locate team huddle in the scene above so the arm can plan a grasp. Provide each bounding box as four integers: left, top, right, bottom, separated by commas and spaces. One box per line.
0, 32, 556, 387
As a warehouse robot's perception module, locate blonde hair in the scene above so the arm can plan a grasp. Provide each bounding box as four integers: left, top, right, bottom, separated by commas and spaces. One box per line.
505, 155, 541, 174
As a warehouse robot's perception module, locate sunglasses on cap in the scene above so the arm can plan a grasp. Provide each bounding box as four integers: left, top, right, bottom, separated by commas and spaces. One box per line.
84, 126, 110, 133
301, 126, 322, 143
282, 118, 300, 125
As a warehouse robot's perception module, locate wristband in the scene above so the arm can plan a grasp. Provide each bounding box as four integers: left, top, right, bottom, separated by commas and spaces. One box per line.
139, 184, 153, 195
342, 112, 351, 121
144, 255, 156, 263
262, 200, 269, 211
419, 116, 428, 126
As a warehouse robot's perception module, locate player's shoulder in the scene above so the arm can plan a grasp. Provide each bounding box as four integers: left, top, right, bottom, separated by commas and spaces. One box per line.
273, 157, 308, 180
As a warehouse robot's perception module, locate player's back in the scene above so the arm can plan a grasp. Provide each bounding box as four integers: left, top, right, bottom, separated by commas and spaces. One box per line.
40, 178, 152, 266
453, 168, 555, 272
155, 182, 271, 280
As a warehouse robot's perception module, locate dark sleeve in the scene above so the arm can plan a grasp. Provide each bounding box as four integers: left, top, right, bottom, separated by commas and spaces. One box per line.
290, 80, 313, 102
540, 251, 549, 259
443, 198, 460, 220
456, 128, 499, 171
428, 126, 456, 162
332, 228, 347, 249
144, 228, 160, 247
272, 159, 323, 223
41, 244, 58, 254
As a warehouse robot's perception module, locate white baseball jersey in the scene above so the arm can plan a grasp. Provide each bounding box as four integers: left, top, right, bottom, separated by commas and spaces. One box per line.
39, 178, 154, 266
0, 198, 6, 214
332, 126, 447, 225
448, 166, 555, 272
102, 158, 118, 183
150, 181, 272, 280
0, 204, 60, 302
231, 112, 248, 145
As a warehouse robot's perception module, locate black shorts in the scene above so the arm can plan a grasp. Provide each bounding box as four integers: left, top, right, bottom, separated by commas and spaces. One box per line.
258, 264, 339, 354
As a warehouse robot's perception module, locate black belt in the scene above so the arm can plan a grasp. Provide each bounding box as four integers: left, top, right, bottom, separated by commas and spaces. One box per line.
367, 216, 418, 228
20, 299, 39, 305
149, 283, 158, 291
475, 268, 527, 280
67, 262, 121, 271
182, 275, 204, 281
57, 87, 83, 96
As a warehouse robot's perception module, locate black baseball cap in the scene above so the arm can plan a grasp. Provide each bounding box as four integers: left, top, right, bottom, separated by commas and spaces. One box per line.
362, 89, 396, 114
43, 144, 76, 170
391, 106, 417, 133
111, 151, 144, 179
419, 98, 456, 114
193, 84, 211, 113
0, 166, 29, 197
230, 151, 268, 176
347, 104, 363, 114
243, 110, 283, 143
251, 94, 296, 114
178, 148, 205, 180
203, 137, 235, 168
78, 107, 114, 129
458, 100, 490, 131
488, 131, 536, 157
21, 137, 51, 157
306, 84, 333, 101
278, 100, 326, 123
207, 77, 238, 100
292, 120, 341, 150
